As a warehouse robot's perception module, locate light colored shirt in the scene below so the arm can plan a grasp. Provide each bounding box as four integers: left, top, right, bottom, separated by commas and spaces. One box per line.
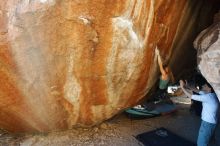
192, 92, 219, 124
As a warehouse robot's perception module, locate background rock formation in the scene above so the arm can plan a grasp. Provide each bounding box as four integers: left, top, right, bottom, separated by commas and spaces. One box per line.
0, 0, 219, 132
194, 11, 220, 101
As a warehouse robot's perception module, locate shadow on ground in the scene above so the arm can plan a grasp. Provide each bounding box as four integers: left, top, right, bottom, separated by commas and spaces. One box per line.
0, 96, 219, 146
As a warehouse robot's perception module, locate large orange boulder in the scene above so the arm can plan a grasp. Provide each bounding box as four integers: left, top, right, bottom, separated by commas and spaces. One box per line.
0, 0, 218, 132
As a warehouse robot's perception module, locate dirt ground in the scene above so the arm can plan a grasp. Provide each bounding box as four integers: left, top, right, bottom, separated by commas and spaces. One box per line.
0, 96, 219, 146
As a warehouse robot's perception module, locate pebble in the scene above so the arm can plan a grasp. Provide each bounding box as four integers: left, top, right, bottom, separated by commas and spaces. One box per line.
100, 123, 108, 129
93, 127, 99, 132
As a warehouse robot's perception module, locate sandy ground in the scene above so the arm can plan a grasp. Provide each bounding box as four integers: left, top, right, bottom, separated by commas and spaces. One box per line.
0, 96, 219, 146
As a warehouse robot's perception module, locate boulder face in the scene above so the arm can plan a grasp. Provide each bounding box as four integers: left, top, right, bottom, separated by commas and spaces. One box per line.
0, 0, 218, 132
194, 11, 220, 101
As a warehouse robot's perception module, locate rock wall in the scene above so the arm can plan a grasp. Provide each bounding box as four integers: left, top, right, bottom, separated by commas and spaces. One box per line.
194, 11, 220, 101
0, 0, 218, 132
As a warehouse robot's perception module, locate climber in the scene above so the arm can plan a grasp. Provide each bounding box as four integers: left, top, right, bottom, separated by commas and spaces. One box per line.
179, 77, 219, 146
155, 47, 174, 99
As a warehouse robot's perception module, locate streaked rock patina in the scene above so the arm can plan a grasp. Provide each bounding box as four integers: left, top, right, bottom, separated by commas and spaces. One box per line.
0, 0, 218, 132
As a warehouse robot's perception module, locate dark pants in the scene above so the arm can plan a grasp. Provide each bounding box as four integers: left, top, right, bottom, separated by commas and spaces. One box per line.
214, 123, 220, 146
154, 88, 167, 100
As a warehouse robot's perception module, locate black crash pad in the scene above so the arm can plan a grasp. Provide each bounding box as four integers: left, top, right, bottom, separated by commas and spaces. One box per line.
136, 127, 196, 146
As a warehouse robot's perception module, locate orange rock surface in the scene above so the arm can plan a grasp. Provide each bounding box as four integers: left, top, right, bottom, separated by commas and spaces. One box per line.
0, 0, 218, 132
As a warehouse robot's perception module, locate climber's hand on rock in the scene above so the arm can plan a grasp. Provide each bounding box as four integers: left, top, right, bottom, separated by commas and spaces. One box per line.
155, 47, 160, 56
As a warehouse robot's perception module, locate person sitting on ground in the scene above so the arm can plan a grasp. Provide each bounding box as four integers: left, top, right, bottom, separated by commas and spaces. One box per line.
155, 47, 175, 99
179, 78, 219, 146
